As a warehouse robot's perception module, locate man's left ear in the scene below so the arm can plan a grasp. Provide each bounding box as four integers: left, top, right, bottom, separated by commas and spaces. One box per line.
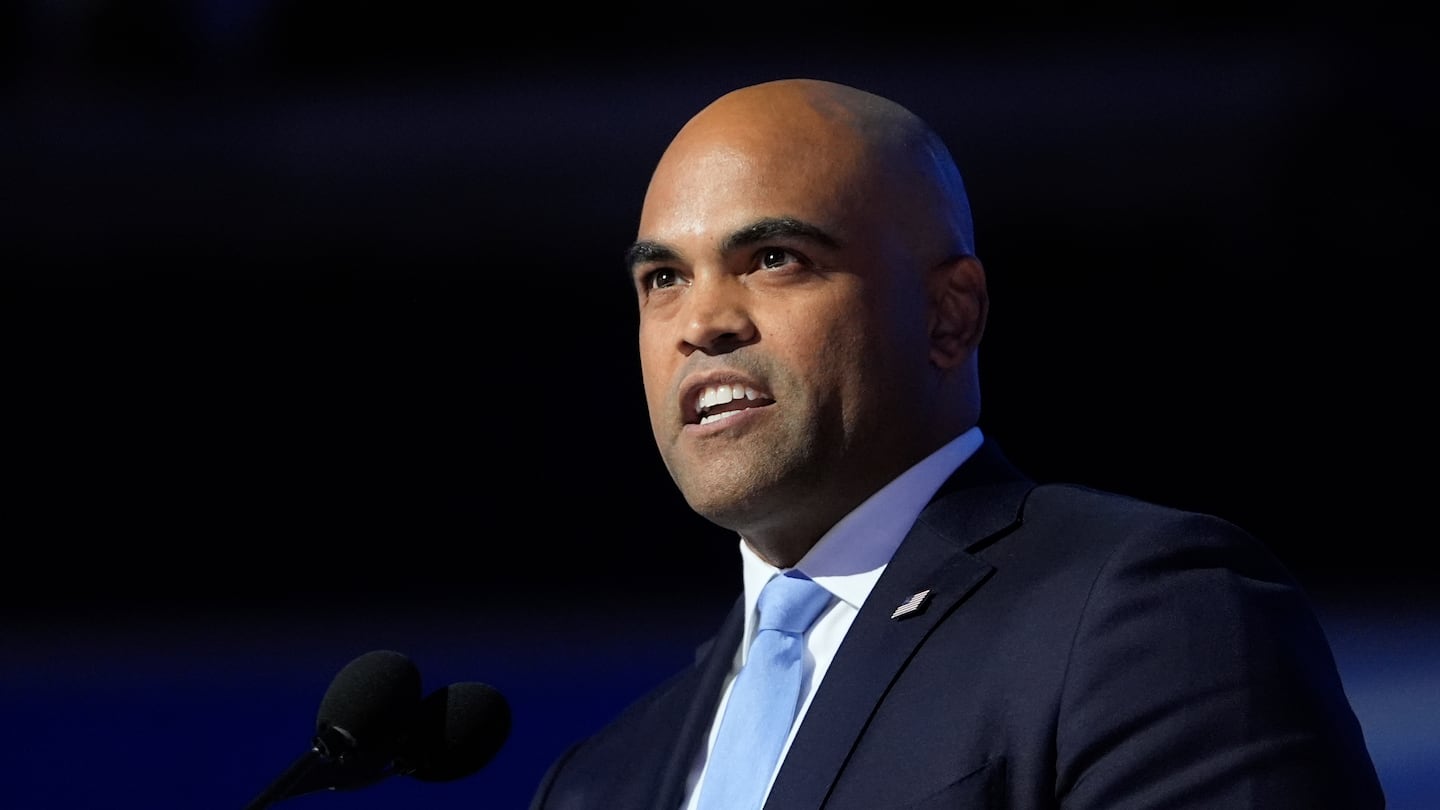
927, 255, 988, 369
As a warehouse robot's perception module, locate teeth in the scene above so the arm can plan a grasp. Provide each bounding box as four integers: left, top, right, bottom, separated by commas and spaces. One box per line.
696, 384, 759, 412
695, 384, 766, 417
699, 409, 745, 426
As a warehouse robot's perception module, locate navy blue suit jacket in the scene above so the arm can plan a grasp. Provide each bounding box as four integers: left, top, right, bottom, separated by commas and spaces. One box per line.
530, 440, 1384, 809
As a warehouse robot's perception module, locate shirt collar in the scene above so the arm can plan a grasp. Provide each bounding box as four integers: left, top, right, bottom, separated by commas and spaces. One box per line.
738, 426, 985, 620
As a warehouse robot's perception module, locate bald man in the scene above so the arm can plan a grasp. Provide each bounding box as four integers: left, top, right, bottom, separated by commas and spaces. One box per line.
528, 79, 1384, 810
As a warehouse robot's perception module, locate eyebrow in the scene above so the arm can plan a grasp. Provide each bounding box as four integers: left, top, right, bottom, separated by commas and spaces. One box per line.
624, 217, 842, 276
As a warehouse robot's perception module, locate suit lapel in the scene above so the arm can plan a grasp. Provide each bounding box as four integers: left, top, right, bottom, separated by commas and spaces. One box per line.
764, 439, 1033, 808
650, 596, 747, 810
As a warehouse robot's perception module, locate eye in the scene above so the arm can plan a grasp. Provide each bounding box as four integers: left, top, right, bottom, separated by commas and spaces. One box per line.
758, 247, 800, 271
644, 267, 682, 290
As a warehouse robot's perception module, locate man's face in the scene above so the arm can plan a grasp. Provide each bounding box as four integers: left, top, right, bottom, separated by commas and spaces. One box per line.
627, 120, 934, 555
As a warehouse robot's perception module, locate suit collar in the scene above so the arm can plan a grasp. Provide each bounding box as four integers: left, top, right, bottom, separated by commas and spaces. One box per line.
764, 437, 1033, 808
915, 435, 1033, 552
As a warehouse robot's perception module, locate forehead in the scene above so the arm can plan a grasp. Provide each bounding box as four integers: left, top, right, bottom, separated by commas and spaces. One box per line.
637, 119, 875, 248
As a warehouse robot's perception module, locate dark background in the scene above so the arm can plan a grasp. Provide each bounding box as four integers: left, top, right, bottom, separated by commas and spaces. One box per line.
3, 3, 1435, 809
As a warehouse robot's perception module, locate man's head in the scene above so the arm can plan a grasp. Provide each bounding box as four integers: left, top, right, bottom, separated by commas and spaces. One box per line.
626, 78, 987, 567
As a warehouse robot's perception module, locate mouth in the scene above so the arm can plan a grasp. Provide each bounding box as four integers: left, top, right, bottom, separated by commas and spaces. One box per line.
686, 381, 775, 426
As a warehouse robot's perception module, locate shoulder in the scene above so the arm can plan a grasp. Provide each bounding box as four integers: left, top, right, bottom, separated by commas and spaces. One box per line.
1021, 482, 1264, 559
1001, 482, 1308, 600
1024, 481, 1239, 527
1015, 486, 1383, 806
953, 480, 1307, 633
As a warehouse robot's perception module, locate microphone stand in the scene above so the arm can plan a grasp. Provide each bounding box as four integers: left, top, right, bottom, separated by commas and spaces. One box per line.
243, 746, 327, 810
243, 725, 390, 810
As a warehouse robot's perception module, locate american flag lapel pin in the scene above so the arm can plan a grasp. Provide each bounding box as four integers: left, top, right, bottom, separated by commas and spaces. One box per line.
891, 589, 932, 620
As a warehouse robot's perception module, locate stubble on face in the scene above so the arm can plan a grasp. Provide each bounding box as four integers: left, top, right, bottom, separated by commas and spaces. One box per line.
634, 80, 951, 561
653, 308, 867, 550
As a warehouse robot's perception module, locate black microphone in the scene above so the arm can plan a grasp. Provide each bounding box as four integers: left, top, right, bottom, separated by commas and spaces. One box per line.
243, 649, 422, 810
395, 680, 512, 782
279, 680, 513, 796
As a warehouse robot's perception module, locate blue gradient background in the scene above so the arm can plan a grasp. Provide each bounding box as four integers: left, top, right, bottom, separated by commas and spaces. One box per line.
4, 4, 1434, 808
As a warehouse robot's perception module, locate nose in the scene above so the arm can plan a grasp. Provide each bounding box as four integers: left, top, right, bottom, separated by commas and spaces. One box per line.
679, 275, 757, 354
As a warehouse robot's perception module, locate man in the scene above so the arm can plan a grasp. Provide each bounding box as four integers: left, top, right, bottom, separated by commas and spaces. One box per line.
528, 78, 1384, 809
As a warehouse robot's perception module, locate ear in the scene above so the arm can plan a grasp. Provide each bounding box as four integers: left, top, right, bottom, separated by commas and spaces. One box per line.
926, 255, 988, 370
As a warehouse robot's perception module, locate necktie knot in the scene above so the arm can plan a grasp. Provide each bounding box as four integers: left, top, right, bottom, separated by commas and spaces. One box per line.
757, 572, 831, 636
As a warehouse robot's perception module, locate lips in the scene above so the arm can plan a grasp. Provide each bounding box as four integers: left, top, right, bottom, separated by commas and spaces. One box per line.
682, 378, 775, 426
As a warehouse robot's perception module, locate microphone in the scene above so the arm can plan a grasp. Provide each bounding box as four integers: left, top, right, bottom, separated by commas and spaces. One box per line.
243, 650, 513, 808
396, 680, 512, 782
280, 680, 513, 796
243, 649, 422, 810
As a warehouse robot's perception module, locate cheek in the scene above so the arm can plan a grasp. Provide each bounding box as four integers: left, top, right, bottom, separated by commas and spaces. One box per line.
819, 293, 922, 410
638, 333, 675, 423
826, 329, 876, 408
780, 303, 873, 405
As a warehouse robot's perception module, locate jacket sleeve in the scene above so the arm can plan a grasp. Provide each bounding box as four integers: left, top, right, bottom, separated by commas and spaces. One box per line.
1054, 511, 1384, 809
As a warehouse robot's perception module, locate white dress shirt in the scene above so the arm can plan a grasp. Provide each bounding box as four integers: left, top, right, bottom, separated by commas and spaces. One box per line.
681, 426, 985, 809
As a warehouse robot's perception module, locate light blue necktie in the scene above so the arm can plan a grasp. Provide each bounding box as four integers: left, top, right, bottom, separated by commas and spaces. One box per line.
697, 571, 833, 810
